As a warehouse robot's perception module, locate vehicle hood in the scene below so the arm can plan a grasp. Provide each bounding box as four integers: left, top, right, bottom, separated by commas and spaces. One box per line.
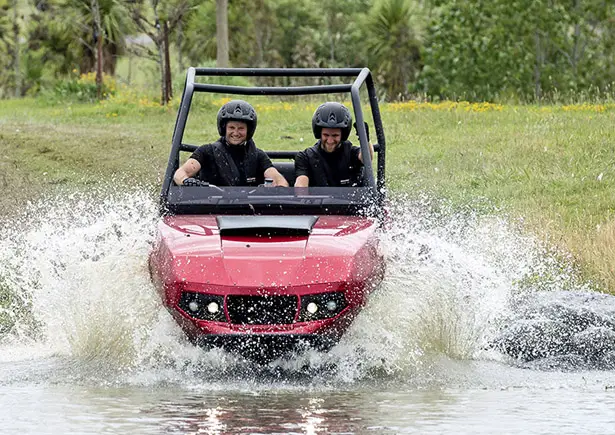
152, 215, 381, 289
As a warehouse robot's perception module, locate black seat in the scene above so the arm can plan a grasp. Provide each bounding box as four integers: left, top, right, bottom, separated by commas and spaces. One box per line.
274, 161, 296, 186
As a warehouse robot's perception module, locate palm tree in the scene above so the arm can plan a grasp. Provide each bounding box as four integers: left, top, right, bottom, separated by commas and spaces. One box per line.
366, 0, 421, 100
64, 0, 133, 76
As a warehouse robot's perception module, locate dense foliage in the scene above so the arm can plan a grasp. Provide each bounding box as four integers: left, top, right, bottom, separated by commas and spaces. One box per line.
420, 0, 615, 101
1, 0, 615, 102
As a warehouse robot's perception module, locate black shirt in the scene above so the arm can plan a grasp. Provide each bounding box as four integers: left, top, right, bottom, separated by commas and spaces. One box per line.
190, 138, 273, 186
295, 141, 363, 187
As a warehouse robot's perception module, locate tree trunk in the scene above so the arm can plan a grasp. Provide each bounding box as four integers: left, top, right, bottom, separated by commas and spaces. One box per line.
158, 44, 166, 104
127, 51, 132, 86
216, 0, 229, 67
164, 20, 172, 100
96, 34, 103, 99
92, 0, 103, 100
158, 42, 166, 103
177, 20, 184, 73
155, 18, 167, 105
534, 30, 542, 100
253, 0, 265, 67
12, 0, 20, 97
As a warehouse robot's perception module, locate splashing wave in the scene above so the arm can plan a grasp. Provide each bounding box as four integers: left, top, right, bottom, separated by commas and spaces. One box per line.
1, 191, 613, 388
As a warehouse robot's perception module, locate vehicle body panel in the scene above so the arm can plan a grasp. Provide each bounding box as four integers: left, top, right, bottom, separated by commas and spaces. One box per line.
150, 215, 384, 348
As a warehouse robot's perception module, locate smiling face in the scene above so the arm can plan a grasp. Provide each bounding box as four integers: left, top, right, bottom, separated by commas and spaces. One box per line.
320, 127, 343, 153
225, 121, 248, 145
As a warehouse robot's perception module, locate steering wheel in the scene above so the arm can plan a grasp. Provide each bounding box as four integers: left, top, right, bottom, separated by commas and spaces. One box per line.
182, 177, 210, 187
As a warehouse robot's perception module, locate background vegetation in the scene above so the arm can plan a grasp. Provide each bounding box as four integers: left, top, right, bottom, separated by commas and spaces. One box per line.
2, 0, 615, 102
1, 0, 615, 293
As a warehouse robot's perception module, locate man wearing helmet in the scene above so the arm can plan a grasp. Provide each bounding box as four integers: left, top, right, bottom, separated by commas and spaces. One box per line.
173, 100, 288, 187
294, 102, 374, 187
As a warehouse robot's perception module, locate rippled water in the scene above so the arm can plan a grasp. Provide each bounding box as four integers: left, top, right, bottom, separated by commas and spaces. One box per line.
1, 190, 614, 434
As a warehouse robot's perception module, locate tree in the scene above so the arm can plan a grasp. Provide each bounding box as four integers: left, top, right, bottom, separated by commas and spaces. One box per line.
56, 0, 132, 98
0, 0, 12, 96
419, 0, 615, 101
23, 0, 83, 94
91, 0, 103, 99
319, 0, 372, 67
183, 0, 325, 69
128, 0, 193, 104
0, 0, 20, 97
366, 0, 422, 99
554, 0, 615, 96
11, 0, 19, 96
61, 0, 133, 75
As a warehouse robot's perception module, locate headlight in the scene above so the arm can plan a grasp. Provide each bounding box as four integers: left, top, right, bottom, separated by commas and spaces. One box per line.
307, 302, 319, 314
298, 292, 347, 322
178, 292, 226, 321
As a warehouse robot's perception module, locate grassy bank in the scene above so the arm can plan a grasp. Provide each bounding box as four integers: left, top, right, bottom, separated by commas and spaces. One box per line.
1, 97, 615, 291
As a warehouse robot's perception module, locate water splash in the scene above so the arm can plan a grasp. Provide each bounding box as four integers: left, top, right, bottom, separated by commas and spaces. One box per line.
260, 195, 602, 381
0, 190, 612, 389
0, 187, 162, 365
492, 291, 615, 370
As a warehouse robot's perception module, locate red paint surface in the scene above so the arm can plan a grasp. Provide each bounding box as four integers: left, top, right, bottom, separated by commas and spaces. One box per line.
149, 215, 384, 340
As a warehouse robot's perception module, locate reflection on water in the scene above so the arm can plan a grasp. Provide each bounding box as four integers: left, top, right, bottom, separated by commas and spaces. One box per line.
1, 368, 615, 434
1, 191, 615, 433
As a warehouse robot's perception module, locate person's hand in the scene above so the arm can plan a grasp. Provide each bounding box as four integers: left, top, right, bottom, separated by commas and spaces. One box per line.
182, 177, 209, 187
353, 121, 370, 142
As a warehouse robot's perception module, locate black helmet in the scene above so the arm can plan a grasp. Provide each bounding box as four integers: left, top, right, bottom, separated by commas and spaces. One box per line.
312, 102, 352, 141
217, 100, 258, 140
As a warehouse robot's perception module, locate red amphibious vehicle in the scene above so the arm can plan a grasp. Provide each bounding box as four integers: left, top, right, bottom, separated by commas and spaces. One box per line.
149, 68, 387, 360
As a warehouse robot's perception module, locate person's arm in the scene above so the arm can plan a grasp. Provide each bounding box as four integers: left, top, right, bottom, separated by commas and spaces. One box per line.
358, 141, 374, 164
295, 175, 309, 187
173, 158, 201, 185
293, 151, 310, 187
264, 167, 289, 187
354, 121, 374, 164
256, 149, 289, 187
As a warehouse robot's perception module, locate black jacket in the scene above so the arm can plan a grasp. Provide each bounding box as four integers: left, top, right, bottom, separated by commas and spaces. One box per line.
294, 141, 364, 187
190, 138, 273, 186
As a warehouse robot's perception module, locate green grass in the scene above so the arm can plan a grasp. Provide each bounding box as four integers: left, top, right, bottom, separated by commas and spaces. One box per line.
389, 108, 615, 223
2, 97, 615, 291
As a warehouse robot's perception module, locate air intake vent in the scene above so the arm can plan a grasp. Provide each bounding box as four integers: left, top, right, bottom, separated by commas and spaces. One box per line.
217, 216, 318, 237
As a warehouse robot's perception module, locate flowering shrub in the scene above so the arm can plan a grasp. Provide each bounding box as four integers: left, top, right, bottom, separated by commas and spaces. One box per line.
53, 71, 118, 102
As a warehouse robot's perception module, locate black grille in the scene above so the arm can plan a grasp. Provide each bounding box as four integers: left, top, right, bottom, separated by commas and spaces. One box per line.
226, 295, 298, 325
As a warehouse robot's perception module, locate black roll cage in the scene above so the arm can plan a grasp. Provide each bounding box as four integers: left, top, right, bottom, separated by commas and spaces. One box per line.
160, 67, 386, 213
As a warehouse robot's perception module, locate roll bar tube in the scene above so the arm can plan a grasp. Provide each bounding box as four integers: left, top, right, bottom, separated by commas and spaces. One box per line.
160, 67, 387, 208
